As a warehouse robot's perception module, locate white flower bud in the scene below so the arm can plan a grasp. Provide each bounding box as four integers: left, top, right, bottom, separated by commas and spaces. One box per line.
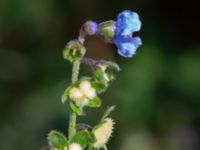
68, 143, 82, 150
79, 80, 91, 93
69, 87, 83, 100
85, 88, 96, 99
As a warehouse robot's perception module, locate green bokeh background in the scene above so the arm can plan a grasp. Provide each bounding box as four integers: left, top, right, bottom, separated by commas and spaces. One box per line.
0, 0, 200, 150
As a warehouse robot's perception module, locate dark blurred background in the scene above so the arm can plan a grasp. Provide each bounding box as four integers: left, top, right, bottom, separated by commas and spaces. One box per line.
0, 0, 200, 150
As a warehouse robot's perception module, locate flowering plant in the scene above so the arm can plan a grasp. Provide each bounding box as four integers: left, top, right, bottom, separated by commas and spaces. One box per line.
47, 10, 142, 150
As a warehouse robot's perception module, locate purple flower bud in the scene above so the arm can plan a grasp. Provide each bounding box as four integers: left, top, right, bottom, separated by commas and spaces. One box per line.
83, 21, 98, 35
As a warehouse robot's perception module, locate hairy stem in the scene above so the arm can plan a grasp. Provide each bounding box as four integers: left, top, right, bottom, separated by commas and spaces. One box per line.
68, 111, 77, 140
72, 61, 80, 84
69, 60, 80, 140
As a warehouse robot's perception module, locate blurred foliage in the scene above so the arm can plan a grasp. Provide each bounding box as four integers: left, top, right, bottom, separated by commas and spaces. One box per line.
0, 0, 200, 150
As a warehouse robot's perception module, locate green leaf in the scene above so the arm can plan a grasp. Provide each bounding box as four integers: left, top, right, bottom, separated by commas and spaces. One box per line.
91, 81, 107, 93
88, 97, 102, 108
101, 106, 115, 121
71, 131, 96, 148
70, 102, 84, 116
61, 85, 72, 103
48, 130, 68, 149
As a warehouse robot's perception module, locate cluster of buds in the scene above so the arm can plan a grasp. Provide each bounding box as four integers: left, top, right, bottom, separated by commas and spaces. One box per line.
69, 80, 96, 108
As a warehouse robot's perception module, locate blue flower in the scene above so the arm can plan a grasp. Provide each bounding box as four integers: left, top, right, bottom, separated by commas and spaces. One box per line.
114, 35, 142, 58
113, 10, 142, 57
115, 10, 141, 36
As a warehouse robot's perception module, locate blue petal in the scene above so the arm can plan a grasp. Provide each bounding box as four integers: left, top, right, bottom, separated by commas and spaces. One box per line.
114, 35, 142, 58
115, 10, 141, 36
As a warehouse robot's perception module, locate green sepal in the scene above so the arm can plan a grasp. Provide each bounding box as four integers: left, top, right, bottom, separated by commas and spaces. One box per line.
98, 20, 116, 43
71, 131, 96, 148
61, 85, 73, 103
91, 81, 107, 93
101, 106, 115, 121
48, 130, 68, 150
105, 68, 115, 81
88, 97, 102, 108
102, 61, 120, 71
70, 102, 85, 116
94, 68, 105, 82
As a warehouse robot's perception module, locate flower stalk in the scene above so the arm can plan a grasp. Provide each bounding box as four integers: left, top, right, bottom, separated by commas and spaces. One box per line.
69, 60, 81, 140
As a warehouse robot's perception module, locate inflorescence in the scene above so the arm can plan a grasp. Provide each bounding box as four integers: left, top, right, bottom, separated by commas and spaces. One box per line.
47, 10, 142, 150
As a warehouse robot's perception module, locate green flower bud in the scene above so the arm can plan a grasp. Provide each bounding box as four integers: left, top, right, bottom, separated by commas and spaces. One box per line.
63, 40, 86, 62
94, 65, 114, 84
98, 20, 116, 43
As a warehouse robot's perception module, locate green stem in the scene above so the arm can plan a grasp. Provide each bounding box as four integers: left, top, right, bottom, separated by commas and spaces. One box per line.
68, 111, 77, 140
88, 145, 92, 150
69, 60, 80, 140
72, 61, 80, 84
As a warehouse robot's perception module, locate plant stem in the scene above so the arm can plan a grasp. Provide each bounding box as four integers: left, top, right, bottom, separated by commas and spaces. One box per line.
88, 145, 92, 150
72, 61, 80, 84
69, 111, 76, 140
69, 60, 80, 140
